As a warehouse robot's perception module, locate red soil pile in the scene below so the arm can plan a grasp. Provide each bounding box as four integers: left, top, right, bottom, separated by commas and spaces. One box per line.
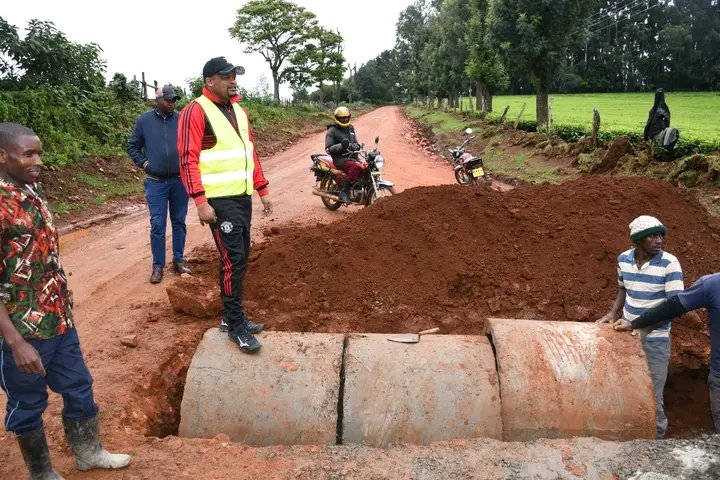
239, 175, 719, 369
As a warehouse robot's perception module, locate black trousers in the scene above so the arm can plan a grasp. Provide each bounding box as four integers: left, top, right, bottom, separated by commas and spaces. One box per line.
208, 195, 252, 332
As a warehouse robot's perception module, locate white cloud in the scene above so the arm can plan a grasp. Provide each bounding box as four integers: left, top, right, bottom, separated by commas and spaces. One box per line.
2, 0, 411, 99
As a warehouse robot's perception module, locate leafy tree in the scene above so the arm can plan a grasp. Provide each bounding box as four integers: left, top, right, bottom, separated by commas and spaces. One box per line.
186, 76, 204, 98
465, 0, 507, 112
287, 26, 345, 104
0, 17, 20, 87
108, 73, 140, 102
229, 0, 318, 101
489, 0, 596, 125
395, 0, 433, 99
354, 50, 402, 103
1, 19, 106, 92
420, 0, 472, 107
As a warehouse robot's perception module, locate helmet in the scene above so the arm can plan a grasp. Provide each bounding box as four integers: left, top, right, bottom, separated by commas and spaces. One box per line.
334, 106, 351, 127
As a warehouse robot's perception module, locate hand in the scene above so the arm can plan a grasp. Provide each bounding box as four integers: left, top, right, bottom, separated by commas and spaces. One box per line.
197, 201, 217, 226
10, 340, 45, 376
260, 195, 273, 217
595, 313, 615, 324
341, 139, 350, 149
613, 319, 633, 331
349, 143, 360, 151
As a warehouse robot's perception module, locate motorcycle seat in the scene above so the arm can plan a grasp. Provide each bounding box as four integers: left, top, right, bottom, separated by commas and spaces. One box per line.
311, 154, 337, 169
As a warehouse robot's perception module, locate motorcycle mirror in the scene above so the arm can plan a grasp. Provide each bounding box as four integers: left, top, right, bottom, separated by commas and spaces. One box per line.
374, 136, 380, 144
465, 128, 473, 135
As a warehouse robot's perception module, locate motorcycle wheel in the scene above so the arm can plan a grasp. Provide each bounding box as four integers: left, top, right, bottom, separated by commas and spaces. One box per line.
454, 168, 471, 185
320, 176, 343, 211
369, 186, 396, 205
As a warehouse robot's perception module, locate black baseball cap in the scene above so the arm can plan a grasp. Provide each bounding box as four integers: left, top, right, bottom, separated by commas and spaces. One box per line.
202, 57, 246, 79
155, 85, 180, 101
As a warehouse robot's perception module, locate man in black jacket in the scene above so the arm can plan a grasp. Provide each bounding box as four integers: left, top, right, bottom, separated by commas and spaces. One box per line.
325, 106, 364, 204
128, 85, 191, 284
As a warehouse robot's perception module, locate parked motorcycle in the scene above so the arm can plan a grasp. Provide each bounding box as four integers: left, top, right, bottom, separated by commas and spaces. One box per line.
450, 128, 490, 186
310, 136, 396, 210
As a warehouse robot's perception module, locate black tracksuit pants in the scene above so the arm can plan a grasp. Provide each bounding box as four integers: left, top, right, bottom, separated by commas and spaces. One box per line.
208, 195, 252, 332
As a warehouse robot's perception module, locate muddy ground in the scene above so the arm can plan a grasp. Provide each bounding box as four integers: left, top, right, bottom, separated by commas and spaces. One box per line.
1, 106, 719, 480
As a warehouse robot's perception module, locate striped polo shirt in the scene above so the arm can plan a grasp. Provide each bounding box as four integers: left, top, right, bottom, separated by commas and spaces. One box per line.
617, 248, 684, 338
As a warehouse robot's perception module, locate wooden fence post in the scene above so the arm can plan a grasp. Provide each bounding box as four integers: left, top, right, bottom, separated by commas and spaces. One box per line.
499, 105, 510, 122
141, 72, 147, 100
547, 98, 554, 131
591, 108, 601, 146
513, 103, 526, 129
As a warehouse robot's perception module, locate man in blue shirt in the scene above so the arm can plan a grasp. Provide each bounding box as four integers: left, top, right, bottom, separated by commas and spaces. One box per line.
128, 85, 191, 284
614, 273, 720, 434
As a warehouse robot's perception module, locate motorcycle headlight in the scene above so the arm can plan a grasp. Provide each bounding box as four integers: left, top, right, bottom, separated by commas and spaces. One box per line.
374, 154, 385, 170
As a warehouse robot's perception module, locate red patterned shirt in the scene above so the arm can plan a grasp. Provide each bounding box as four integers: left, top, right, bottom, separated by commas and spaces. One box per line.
0, 178, 73, 339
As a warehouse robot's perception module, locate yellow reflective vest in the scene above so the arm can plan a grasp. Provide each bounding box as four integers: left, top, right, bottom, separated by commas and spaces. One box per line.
195, 95, 255, 198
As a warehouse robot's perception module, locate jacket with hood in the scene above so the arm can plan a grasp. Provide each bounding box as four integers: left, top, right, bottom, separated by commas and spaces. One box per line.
644, 89, 671, 141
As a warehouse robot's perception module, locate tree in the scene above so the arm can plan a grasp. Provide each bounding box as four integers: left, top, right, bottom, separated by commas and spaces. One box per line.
465, 0, 507, 112
354, 50, 402, 103
0, 18, 106, 92
287, 26, 345, 104
108, 73, 140, 102
489, 0, 595, 126
229, 0, 318, 102
252, 73, 271, 99
186, 76, 204, 98
419, 0, 472, 107
395, 0, 433, 99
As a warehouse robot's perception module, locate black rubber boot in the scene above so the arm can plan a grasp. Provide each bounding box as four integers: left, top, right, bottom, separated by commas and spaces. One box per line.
62, 417, 131, 471
16, 427, 65, 479
338, 179, 351, 204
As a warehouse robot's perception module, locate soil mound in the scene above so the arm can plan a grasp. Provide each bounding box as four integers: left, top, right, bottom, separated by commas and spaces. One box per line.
238, 176, 719, 366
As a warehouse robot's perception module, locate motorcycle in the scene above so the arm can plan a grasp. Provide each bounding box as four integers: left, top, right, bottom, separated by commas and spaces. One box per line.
450, 128, 490, 186
310, 136, 396, 210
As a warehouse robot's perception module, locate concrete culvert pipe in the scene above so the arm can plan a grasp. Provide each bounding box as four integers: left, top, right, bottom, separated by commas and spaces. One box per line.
179, 330, 344, 446
486, 318, 656, 441
342, 334, 502, 446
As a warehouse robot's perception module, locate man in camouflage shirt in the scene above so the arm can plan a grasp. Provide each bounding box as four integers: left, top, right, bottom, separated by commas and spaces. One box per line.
0, 123, 130, 479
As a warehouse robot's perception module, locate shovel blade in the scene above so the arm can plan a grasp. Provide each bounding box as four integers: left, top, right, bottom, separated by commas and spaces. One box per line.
387, 333, 420, 343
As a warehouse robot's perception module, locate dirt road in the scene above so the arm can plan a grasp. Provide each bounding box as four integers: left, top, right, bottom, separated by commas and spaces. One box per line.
2, 106, 717, 480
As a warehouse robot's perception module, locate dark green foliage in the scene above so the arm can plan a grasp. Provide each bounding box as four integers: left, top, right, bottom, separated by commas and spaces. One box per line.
0, 87, 145, 166
0, 18, 146, 166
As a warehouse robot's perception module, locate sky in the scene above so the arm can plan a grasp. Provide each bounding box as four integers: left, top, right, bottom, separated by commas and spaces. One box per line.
2, 0, 413, 99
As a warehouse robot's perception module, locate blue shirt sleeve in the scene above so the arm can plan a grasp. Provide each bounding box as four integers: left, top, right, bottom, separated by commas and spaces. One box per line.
678, 277, 708, 311
127, 117, 147, 167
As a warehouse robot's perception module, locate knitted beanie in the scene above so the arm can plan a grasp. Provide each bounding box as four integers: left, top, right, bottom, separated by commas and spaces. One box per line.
629, 215, 667, 243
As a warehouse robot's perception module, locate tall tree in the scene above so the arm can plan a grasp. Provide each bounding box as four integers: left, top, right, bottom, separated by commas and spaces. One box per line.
395, 0, 433, 99
229, 0, 318, 101
287, 26, 345, 104
0, 18, 105, 92
465, 0, 507, 112
489, 0, 596, 126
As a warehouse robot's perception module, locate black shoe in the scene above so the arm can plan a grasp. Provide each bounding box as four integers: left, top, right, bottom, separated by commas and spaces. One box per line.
228, 329, 261, 353
150, 266, 163, 284
241, 313, 265, 334
219, 317, 230, 333
173, 260, 191, 275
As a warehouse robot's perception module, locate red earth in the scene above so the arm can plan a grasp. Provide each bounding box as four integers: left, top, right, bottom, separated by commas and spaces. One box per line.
1, 106, 717, 479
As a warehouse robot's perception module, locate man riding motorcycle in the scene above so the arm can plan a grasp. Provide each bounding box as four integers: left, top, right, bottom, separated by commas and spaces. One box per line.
325, 106, 365, 203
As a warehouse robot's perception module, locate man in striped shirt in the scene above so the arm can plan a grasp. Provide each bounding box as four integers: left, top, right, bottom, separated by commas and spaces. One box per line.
597, 215, 683, 438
